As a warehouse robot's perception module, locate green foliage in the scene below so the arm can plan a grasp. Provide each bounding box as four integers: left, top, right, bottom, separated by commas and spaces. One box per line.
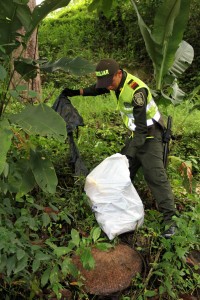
131, 0, 192, 103
0, 119, 13, 175
41, 56, 95, 75
129, 195, 200, 300
0, 189, 112, 298
38, 0, 199, 99
0, 0, 71, 54
0, 105, 67, 196
0, 0, 95, 115
0, 0, 200, 298
9, 103, 67, 142
0, 1, 94, 199
1, 84, 199, 298
154, 202, 200, 298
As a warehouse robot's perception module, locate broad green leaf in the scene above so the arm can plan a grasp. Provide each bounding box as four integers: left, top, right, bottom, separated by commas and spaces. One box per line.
95, 243, 113, 251
45, 240, 57, 250
131, 0, 191, 90
27, 0, 71, 37
3, 162, 9, 178
28, 217, 37, 230
16, 4, 32, 32
0, 119, 13, 175
42, 212, 51, 227
0, 65, 7, 81
153, 0, 181, 44
169, 41, 194, 77
131, 0, 159, 71
7, 255, 16, 276
0, 1, 28, 52
163, 251, 174, 260
16, 249, 26, 260
35, 251, 51, 261
153, 0, 191, 88
41, 267, 51, 287
28, 90, 38, 98
50, 265, 59, 285
176, 246, 187, 258
15, 85, 27, 91
144, 290, 157, 297
80, 247, 95, 270
14, 58, 38, 80
9, 103, 67, 142
8, 159, 35, 195
0, 254, 7, 271
0, 1, 16, 19
153, 271, 164, 276
0, 0, 71, 51
170, 80, 186, 104
91, 227, 101, 243
88, 0, 100, 12
40, 57, 95, 76
54, 247, 72, 257
61, 257, 74, 276
71, 229, 80, 247
30, 149, 58, 194
14, 255, 28, 273
159, 285, 166, 295
9, 89, 20, 99
32, 259, 41, 273
59, 211, 71, 224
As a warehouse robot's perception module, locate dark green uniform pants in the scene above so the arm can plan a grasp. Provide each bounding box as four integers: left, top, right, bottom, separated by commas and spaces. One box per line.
122, 129, 176, 224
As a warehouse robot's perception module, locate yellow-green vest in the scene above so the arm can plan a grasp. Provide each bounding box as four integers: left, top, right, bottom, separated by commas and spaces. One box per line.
110, 72, 161, 131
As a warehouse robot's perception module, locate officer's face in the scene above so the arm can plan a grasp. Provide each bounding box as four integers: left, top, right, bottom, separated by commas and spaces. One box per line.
106, 70, 122, 91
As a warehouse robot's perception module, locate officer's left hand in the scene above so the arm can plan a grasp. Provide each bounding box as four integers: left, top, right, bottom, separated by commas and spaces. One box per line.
121, 138, 137, 159
61, 88, 80, 97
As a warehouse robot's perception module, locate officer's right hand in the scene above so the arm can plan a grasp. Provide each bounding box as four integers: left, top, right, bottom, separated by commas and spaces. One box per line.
61, 88, 80, 97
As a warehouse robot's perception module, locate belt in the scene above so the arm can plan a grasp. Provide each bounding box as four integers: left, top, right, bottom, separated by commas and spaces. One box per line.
147, 122, 163, 137
129, 122, 163, 138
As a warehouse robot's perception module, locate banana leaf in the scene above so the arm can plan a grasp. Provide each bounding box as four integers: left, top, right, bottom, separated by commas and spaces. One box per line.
131, 0, 191, 90
164, 40, 194, 103
169, 41, 194, 77
40, 57, 95, 76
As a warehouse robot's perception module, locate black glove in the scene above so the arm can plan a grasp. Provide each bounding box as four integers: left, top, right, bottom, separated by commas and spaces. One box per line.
61, 88, 80, 97
121, 137, 137, 159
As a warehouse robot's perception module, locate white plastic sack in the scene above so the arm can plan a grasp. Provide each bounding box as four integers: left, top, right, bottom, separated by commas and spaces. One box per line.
84, 153, 144, 240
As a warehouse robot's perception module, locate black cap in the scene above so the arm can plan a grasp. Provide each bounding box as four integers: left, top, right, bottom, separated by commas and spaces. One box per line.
95, 58, 119, 88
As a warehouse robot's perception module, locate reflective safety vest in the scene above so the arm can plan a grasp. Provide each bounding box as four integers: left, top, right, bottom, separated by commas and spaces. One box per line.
110, 72, 161, 131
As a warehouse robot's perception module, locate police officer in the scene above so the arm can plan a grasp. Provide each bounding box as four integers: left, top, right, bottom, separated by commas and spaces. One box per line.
62, 58, 177, 238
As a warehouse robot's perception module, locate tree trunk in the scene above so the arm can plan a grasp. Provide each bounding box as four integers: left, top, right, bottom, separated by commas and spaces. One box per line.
11, 0, 41, 102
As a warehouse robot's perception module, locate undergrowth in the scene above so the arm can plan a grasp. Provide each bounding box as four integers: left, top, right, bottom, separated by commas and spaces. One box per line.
0, 85, 199, 299
1, 0, 200, 298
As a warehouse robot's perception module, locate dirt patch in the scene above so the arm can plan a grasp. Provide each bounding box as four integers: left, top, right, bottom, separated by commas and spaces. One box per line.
72, 243, 143, 295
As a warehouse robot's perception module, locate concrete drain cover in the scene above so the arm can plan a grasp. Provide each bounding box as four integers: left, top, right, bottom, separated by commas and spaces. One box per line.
72, 243, 143, 295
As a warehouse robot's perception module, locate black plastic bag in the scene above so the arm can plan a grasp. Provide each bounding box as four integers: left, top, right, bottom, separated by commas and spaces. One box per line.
52, 93, 88, 176
52, 93, 84, 133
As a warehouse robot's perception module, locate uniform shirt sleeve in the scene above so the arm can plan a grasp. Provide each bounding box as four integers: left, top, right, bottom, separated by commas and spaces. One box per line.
131, 87, 148, 149
82, 84, 109, 96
